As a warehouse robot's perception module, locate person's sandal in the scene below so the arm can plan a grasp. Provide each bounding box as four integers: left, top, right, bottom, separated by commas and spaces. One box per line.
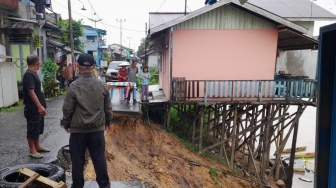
37, 147, 50, 152
28, 153, 43, 159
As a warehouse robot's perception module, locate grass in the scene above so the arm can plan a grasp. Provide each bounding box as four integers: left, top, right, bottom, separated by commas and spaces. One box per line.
0, 100, 24, 113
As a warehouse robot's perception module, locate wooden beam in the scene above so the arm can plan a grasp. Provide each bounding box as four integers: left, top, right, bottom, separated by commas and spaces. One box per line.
19, 173, 39, 188
18, 168, 66, 188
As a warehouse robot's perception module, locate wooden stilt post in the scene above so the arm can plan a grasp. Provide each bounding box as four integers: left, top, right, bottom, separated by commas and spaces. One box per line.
275, 105, 285, 180
286, 105, 303, 188
230, 105, 238, 168
261, 105, 271, 183
199, 105, 205, 151
220, 105, 230, 166
167, 104, 171, 128
192, 105, 197, 144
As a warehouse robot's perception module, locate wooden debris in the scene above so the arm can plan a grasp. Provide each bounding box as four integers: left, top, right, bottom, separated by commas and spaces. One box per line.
18, 167, 66, 188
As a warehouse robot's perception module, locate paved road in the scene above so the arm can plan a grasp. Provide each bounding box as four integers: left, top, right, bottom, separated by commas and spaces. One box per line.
0, 95, 144, 187
0, 95, 69, 169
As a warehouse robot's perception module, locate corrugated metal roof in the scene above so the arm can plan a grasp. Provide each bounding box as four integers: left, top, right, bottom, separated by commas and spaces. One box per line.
47, 39, 65, 48
1, 22, 35, 29
150, 0, 308, 34
248, 0, 336, 21
149, 12, 185, 29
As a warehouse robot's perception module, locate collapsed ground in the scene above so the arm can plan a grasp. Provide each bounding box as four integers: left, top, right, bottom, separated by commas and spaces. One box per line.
83, 114, 259, 188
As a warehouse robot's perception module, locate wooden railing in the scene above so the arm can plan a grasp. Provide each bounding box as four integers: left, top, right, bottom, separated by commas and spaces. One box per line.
172, 78, 317, 103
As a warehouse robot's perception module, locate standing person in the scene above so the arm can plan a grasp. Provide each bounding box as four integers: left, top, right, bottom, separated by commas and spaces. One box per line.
22, 54, 49, 159
61, 53, 112, 188
140, 66, 151, 102
126, 59, 139, 103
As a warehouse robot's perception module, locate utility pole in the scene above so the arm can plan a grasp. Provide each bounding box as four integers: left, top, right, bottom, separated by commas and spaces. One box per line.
144, 23, 147, 66
116, 19, 126, 60
68, 0, 75, 78
116, 19, 126, 47
185, 0, 187, 15
127, 36, 133, 49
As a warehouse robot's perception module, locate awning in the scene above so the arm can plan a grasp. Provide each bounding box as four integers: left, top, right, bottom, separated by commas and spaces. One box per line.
1, 22, 35, 29
47, 39, 82, 54
278, 28, 318, 51
63, 46, 82, 54
47, 39, 65, 48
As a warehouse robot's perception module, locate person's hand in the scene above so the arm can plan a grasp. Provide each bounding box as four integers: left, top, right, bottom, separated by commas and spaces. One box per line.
105, 125, 110, 131
38, 106, 47, 116
65, 128, 70, 133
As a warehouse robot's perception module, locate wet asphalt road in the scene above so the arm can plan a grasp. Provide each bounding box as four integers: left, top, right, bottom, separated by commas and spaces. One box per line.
0, 94, 144, 187
0, 95, 69, 169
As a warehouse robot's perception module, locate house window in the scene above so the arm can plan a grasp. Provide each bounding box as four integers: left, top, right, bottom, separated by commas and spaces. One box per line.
87, 36, 95, 42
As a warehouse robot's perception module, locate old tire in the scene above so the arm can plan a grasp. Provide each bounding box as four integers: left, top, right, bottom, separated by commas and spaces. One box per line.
0, 163, 65, 188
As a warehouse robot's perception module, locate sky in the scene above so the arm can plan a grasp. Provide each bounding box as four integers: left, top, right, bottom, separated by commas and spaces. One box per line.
50, 0, 336, 52
50, 0, 205, 51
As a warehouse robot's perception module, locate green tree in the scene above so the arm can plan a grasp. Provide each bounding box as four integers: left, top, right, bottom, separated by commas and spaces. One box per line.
58, 19, 85, 52
137, 38, 145, 57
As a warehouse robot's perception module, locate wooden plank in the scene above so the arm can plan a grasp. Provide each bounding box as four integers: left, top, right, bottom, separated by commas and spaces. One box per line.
19, 168, 66, 188
19, 173, 40, 188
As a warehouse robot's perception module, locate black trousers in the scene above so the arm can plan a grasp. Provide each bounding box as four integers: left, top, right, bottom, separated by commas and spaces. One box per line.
69, 131, 110, 188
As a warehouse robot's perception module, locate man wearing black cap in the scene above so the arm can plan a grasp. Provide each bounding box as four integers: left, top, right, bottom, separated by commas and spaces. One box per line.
61, 53, 112, 188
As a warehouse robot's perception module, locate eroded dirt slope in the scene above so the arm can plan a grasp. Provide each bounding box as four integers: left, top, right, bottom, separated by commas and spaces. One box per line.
84, 114, 256, 188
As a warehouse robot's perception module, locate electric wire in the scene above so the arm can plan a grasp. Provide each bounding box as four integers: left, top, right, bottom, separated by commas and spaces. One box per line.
52, 0, 144, 33
156, 0, 167, 12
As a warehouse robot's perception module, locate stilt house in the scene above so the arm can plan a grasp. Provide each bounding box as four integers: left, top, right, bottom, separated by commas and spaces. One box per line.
148, 0, 320, 104
145, 0, 327, 187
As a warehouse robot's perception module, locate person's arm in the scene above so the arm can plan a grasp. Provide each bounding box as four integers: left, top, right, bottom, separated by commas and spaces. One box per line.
103, 83, 112, 129
27, 89, 46, 116
61, 86, 76, 132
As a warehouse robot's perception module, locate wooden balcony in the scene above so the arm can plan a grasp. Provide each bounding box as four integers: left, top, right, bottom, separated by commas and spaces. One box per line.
0, 0, 18, 10
172, 78, 317, 105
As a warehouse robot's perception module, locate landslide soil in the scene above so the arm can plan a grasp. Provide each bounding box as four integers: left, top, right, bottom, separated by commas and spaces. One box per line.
84, 114, 257, 188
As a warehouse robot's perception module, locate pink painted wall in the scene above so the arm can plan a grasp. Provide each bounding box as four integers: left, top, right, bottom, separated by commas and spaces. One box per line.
159, 29, 278, 100
173, 29, 278, 80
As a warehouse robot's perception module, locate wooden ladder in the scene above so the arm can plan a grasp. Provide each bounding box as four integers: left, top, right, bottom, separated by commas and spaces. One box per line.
18, 167, 66, 188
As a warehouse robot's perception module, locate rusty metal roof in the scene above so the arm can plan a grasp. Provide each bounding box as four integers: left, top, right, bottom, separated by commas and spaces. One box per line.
1, 22, 35, 29
248, 0, 336, 21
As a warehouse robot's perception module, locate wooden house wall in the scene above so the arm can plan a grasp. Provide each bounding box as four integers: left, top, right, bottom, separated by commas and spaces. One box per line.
158, 4, 280, 100
174, 5, 275, 30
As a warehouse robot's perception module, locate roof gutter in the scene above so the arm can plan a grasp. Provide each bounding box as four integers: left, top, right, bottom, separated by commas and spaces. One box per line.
4, 16, 38, 24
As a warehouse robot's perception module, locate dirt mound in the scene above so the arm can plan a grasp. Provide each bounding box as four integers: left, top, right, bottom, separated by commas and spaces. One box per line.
84, 114, 256, 188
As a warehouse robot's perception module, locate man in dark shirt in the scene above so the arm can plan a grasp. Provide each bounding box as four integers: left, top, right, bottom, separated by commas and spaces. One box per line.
22, 54, 48, 159
61, 53, 112, 188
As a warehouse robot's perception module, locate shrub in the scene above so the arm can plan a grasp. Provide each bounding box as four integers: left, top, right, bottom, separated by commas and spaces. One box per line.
41, 58, 58, 98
